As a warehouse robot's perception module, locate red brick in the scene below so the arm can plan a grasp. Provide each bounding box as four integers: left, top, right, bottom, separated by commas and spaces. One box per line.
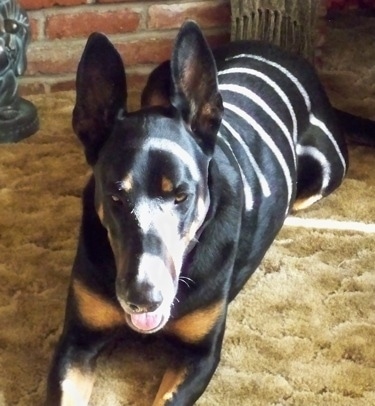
26, 29, 229, 76
22, 29, 230, 96
20, 0, 231, 96
26, 36, 169, 76
19, 81, 47, 96
50, 79, 76, 92
148, 1, 230, 30
28, 18, 40, 41
97, 0, 137, 3
115, 37, 174, 66
116, 32, 229, 67
19, 0, 85, 10
46, 9, 141, 39
26, 41, 84, 75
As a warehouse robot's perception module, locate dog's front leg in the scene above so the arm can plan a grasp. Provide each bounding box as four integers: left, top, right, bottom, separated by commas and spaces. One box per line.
46, 324, 110, 406
154, 301, 227, 405
153, 347, 221, 406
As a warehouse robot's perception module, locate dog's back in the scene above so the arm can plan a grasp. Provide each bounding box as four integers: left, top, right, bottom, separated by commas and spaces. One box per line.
206, 41, 349, 296
216, 41, 347, 209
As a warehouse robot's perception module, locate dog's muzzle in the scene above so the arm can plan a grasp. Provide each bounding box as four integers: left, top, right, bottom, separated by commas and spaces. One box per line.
117, 253, 177, 333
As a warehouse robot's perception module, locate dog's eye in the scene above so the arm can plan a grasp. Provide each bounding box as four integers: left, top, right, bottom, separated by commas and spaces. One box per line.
111, 195, 121, 203
174, 192, 188, 204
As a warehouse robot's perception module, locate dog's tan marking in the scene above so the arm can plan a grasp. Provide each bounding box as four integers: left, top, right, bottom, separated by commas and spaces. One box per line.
166, 300, 224, 344
293, 193, 323, 212
152, 367, 187, 406
73, 279, 125, 330
161, 176, 174, 193
61, 367, 94, 406
96, 203, 104, 222
121, 173, 133, 192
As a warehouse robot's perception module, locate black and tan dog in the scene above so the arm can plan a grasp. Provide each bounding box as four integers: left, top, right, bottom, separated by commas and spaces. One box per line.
46, 21, 348, 405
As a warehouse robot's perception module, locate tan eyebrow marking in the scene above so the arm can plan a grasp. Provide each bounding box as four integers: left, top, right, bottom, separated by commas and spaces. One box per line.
161, 176, 174, 193
121, 173, 133, 192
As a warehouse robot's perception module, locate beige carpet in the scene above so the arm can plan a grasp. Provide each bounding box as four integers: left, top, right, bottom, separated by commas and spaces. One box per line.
0, 12, 374, 406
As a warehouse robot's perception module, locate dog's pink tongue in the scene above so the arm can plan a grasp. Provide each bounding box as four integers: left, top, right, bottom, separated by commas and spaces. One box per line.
131, 312, 163, 332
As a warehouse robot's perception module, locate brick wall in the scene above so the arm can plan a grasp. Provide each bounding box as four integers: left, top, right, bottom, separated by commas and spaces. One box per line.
18, 0, 231, 96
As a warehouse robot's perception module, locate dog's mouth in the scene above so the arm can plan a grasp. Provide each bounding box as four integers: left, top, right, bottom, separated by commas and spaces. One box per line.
126, 310, 165, 333
124, 307, 168, 334
114, 253, 179, 334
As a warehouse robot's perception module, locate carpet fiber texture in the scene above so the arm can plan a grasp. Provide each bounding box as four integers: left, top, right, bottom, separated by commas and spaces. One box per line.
0, 11, 374, 406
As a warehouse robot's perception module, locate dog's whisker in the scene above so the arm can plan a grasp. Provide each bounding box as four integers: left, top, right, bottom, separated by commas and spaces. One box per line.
180, 276, 196, 284
179, 276, 196, 289
179, 279, 190, 288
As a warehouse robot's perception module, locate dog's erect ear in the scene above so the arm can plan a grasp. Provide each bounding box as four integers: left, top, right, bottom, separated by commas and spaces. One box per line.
141, 61, 172, 109
171, 21, 223, 154
72, 32, 127, 165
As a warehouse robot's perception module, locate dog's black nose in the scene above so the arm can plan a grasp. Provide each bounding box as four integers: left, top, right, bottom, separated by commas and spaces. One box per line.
127, 301, 160, 313
125, 284, 163, 314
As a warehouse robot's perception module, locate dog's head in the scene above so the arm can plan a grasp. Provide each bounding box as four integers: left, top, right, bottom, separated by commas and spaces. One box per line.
73, 21, 223, 334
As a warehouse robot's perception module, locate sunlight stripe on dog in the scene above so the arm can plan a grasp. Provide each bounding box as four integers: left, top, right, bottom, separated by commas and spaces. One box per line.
226, 54, 347, 176
309, 114, 347, 176
143, 138, 201, 181
220, 120, 271, 198
226, 54, 311, 110
296, 144, 331, 191
219, 83, 296, 167
218, 131, 254, 211
218, 67, 298, 144
223, 102, 293, 214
